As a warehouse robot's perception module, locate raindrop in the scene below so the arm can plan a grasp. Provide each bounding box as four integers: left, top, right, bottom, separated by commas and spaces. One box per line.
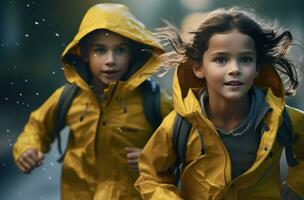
22, 102, 25, 105
24, 79, 28, 83
36, 92, 39, 96
54, 33, 60, 37
26, 104, 30, 107
6, 129, 10, 133
4, 97, 8, 101
15, 42, 20, 46
19, 93, 23, 96
9, 143, 13, 146
50, 162, 54, 167
42, 167, 46, 171
2, 163, 6, 167
25, 34, 30, 38
51, 71, 56, 75
1, 43, 4, 47
10, 82, 14, 85
48, 176, 52, 180
16, 101, 20, 104
8, 138, 11, 142
13, 65, 17, 69
42, 18, 46, 22
61, 67, 64, 70
26, 4, 30, 7
34, 21, 39, 25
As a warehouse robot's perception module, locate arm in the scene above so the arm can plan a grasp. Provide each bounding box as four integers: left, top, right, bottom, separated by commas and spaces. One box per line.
283, 106, 304, 198
135, 112, 183, 200
124, 88, 172, 173
13, 86, 64, 171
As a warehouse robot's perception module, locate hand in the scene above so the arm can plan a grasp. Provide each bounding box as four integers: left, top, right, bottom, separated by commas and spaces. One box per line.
16, 148, 44, 174
124, 147, 141, 172
281, 183, 304, 200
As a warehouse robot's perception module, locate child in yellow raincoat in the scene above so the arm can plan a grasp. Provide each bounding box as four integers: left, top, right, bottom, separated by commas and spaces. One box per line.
135, 7, 304, 200
13, 3, 171, 200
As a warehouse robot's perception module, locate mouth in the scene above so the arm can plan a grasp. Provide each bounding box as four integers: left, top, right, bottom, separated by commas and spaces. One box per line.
224, 81, 243, 86
102, 70, 119, 75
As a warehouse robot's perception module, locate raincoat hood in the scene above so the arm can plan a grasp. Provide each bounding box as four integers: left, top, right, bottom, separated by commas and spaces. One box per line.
173, 60, 285, 118
61, 3, 164, 93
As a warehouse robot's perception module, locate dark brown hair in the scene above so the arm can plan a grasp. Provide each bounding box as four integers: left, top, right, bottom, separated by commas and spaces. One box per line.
161, 7, 300, 96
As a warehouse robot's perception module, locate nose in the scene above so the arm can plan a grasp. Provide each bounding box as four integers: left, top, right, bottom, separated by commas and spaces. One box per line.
228, 61, 241, 76
105, 51, 115, 66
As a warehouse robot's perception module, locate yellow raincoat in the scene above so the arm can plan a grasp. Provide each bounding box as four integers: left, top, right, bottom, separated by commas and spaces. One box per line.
13, 4, 172, 200
135, 61, 304, 199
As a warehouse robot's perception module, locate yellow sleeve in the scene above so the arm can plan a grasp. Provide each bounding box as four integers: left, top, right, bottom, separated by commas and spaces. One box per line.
284, 106, 304, 197
13, 86, 64, 162
135, 111, 183, 200
160, 89, 173, 118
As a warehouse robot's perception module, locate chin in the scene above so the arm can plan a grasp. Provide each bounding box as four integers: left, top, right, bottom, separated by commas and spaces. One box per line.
224, 93, 247, 101
101, 78, 118, 85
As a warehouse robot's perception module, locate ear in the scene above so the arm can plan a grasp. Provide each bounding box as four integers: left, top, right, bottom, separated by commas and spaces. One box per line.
192, 64, 205, 79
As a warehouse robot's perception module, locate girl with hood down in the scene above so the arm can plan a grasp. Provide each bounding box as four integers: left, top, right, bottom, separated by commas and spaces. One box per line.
13, 3, 172, 199
135, 7, 304, 200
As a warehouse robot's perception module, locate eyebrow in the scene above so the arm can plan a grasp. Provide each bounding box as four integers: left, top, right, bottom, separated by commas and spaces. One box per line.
92, 43, 129, 48
210, 51, 256, 56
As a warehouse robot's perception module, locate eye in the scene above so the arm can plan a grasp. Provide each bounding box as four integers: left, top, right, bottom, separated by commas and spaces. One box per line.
240, 56, 253, 64
94, 47, 106, 54
115, 46, 129, 55
214, 57, 227, 64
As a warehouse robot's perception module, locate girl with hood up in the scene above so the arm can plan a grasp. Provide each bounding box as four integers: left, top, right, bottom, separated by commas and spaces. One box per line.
135, 7, 304, 200
13, 3, 172, 199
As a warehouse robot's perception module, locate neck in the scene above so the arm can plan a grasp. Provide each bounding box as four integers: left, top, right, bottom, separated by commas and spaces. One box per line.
91, 77, 108, 94
207, 93, 250, 132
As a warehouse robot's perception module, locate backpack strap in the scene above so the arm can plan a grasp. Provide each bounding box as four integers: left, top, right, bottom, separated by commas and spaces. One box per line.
172, 113, 192, 185
53, 82, 79, 162
140, 79, 163, 130
277, 107, 298, 167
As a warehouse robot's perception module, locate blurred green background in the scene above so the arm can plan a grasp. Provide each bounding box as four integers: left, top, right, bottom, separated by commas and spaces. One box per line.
1, 0, 303, 199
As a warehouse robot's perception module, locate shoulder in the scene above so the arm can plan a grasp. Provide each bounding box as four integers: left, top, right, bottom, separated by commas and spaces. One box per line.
155, 110, 177, 136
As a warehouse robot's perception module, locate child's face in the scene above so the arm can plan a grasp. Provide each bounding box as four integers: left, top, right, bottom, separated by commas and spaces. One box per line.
84, 30, 132, 85
193, 29, 258, 101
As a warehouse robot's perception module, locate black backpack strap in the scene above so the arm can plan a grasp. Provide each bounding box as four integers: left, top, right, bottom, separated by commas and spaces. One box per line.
172, 113, 192, 185
140, 79, 162, 130
277, 107, 298, 167
53, 82, 79, 162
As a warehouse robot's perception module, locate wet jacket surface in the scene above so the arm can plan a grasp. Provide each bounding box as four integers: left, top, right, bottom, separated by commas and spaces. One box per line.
135, 61, 304, 200
13, 4, 172, 200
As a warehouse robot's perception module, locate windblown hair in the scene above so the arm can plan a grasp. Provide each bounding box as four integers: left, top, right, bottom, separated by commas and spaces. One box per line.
158, 7, 300, 96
